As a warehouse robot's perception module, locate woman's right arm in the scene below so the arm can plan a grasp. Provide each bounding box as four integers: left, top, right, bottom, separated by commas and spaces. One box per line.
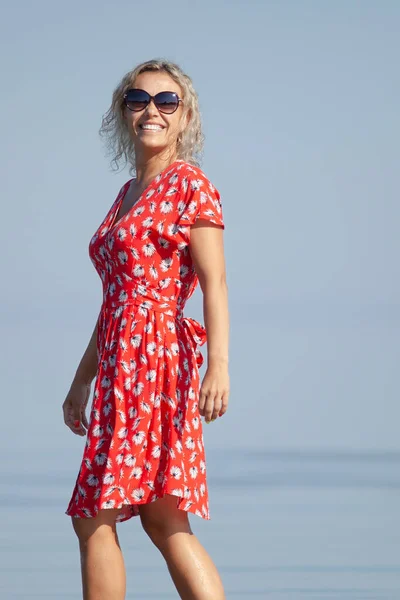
72, 318, 99, 386
62, 317, 99, 436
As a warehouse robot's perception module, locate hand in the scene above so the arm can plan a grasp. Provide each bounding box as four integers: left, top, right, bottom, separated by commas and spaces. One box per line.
199, 362, 229, 424
62, 380, 91, 436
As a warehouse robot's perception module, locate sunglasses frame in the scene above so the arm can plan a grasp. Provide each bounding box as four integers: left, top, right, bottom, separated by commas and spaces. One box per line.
123, 88, 183, 115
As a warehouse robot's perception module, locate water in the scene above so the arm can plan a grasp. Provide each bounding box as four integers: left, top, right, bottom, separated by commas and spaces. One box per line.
1, 448, 399, 599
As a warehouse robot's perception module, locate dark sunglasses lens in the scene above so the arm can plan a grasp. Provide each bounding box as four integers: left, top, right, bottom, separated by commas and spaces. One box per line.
155, 92, 179, 114
125, 90, 150, 111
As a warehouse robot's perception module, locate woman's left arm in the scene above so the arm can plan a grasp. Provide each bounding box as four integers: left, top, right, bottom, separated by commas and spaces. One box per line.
190, 220, 230, 423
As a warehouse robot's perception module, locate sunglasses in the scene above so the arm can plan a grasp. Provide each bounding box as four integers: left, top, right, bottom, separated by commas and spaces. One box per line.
123, 88, 183, 115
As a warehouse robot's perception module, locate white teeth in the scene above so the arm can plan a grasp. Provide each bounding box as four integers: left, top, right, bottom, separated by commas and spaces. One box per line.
141, 124, 163, 131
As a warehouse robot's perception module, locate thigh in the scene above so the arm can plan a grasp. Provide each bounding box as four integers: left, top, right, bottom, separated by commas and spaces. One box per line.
139, 494, 192, 537
72, 508, 120, 543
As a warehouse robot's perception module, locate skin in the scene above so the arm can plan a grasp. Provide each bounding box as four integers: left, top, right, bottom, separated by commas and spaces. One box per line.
63, 70, 229, 599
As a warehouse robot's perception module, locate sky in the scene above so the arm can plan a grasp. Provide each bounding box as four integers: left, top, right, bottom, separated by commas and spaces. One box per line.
0, 0, 399, 459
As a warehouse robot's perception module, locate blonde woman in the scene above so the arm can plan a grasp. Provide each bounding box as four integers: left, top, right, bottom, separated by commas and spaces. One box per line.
62, 59, 230, 600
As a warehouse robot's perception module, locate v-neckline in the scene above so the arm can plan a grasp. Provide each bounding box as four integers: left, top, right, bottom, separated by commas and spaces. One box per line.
109, 160, 181, 232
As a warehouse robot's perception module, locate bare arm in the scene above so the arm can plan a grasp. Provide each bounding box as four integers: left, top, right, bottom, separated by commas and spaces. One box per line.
63, 316, 99, 436
72, 317, 99, 385
189, 220, 230, 421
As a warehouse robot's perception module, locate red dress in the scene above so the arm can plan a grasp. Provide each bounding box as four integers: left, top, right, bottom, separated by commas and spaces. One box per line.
66, 160, 224, 523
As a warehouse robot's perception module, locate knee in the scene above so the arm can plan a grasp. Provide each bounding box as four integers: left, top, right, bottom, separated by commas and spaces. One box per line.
71, 510, 118, 547
140, 502, 192, 549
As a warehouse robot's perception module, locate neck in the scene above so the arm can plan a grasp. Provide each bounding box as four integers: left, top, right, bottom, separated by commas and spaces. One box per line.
135, 148, 178, 186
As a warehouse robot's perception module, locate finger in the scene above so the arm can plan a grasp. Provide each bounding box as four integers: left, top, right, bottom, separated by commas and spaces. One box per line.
82, 410, 89, 430
198, 388, 208, 415
204, 394, 216, 423
211, 394, 223, 421
219, 392, 229, 417
65, 406, 85, 436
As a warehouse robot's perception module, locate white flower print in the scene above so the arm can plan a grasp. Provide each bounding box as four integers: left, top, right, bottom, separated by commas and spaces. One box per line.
189, 452, 198, 464
129, 223, 137, 237
95, 439, 106, 451
130, 334, 142, 348
101, 376, 111, 389
133, 205, 145, 217
133, 264, 144, 277
160, 258, 173, 272
152, 445, 161, 458
143, 242, 156, 257
118, 439, 130, 451
132, 431, 146, 445
103, 473, 115, 484
128, 406, 138, 419
200, 460, 206, 474
133, 382, 144, 396
117, 227, 127, 241
94, 453, 107, 466
158, 237, 169, 249
117, 427, 128, 439
160, 200, 174, 213
140, 400, 151, 414
170, 466, 182, 480
87, 474, 99, 487
168, 223, 179, 236
156, 220, 165, 234
92, 425, 104, 438
146, 369, 156, 383
170, 342, 179, 355
124, 454, 136, 467
118, 251, 128, 265
185, 437, 195, 450
132, 488, 145, 502
146, 341, 157, 355
131, 466, 142, 479
143, 216, 154, 227
166, 320, 176, 334
114, 387, 124, 403
84, 458, 92, 470
173, 416, 183, 433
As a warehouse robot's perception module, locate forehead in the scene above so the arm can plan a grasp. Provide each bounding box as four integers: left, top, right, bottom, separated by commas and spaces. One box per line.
132, 71, 182, 96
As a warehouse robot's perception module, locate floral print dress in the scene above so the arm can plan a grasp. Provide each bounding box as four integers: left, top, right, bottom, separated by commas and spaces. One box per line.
66, 160, 224, 523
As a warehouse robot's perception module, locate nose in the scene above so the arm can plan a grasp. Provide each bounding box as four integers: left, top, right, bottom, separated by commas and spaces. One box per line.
144, 98, 160, 117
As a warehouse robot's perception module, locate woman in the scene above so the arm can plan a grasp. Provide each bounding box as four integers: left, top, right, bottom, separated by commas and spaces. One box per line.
62, 59, 230, 600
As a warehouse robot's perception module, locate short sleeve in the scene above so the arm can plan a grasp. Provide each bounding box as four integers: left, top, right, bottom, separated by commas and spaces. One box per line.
179, 170, 225, 229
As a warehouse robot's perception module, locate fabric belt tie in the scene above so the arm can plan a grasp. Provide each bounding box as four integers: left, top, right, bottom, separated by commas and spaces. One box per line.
102, 285, 207, 368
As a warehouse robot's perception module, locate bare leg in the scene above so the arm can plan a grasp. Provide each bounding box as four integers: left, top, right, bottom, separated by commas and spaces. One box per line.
72, 509, 126, 600
139, 495, 225, 600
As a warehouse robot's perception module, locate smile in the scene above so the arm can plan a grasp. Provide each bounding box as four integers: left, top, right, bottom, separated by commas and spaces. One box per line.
140, 124, 164, 131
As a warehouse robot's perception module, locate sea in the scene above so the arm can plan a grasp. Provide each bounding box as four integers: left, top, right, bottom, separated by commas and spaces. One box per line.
1, 447, 399, 599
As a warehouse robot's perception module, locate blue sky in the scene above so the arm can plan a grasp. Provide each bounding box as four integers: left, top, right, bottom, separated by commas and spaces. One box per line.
1, 0, 399, 457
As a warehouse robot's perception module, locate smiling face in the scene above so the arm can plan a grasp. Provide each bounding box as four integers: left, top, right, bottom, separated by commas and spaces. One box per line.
124, 70, 187, 162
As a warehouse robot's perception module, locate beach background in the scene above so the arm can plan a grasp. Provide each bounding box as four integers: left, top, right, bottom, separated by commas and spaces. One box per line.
1, 1, 399, 598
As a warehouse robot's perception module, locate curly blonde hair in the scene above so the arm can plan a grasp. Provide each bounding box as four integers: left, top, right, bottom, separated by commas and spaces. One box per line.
99, 59, 204, 176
